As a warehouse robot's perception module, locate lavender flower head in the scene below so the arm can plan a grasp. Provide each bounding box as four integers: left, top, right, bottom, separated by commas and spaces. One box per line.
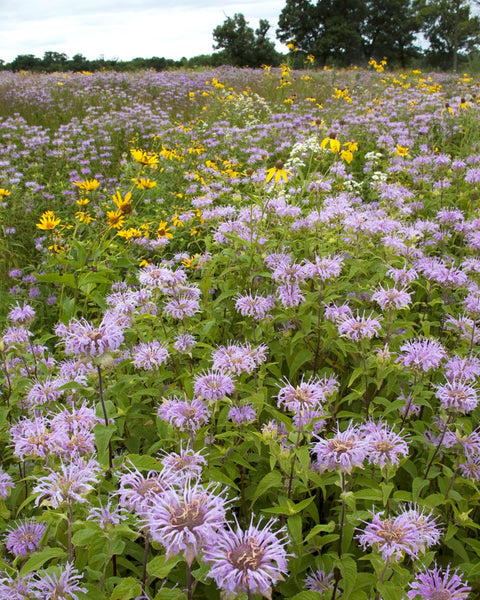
407, 563, 470, 600
357, 510, 420, 561
159, 446, 207, 482
145, 480, 228, 565
158, 395, 209, 436
55, 315, 125, 358
361, 420, 409, 468
204, 517, 289, 595
4, 519, 46, 556
312, 423, 368, 474
194, 369, 235, 401
212, 341, 268, 375
304, 569, 334, 594
235, 291, 276, 320
173, 333, 196, 354
34, 562, 87, 600
336, 311, 383, 341
0, 468, 14, 499
132, 340, 169, 370
399, 505, 442, 552
397, 337, 447, 372
33, 459, 100, 508
228, 403, 257, 425
87, 499, 126, 530
7, 302, 36, 326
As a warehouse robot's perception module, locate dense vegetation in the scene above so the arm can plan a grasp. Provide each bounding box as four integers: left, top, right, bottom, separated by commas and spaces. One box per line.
0, 63, 480, 600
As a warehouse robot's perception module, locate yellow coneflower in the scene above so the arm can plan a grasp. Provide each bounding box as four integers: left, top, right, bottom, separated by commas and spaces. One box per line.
76, 197, 89, 206
172, 211, 184, 227
265, 160, 292, 184
321, 134, 341, 154
107, 210, 125, 230
112, 190, 133, 214
48, 244, 65, 254
0, 188, 11, 200
130, 149, 159, 167
36, 210, 61, 230
156, 221, 173, 239
131, 177, 157, 190
117, 227, 143, 240
396, 145, 410, 157
73, 179, 100, 192
182, 256, 199, 269
75, 211, 95, 224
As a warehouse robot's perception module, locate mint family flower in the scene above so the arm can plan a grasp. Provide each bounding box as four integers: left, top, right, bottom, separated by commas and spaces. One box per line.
408, 563, 470, 600
204, 517, 289, 595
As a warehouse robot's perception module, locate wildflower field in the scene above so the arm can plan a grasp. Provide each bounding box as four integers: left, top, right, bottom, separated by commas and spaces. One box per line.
1, 63, 480, 600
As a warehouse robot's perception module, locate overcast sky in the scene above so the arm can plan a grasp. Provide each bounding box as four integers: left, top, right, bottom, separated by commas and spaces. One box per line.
0, 0, 288, 63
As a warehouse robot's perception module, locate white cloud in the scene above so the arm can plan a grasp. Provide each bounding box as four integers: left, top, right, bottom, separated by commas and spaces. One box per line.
0, 0, 287, 62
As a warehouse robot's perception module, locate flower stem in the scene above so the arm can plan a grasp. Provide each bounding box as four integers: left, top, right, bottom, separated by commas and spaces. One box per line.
142, 533, 150, 595
96, 364, 113, 470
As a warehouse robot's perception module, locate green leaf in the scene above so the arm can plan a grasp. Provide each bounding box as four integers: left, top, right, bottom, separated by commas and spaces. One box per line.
377, 581, 404, 600
251, 470, 282, 505
287, 514, 303, 545
20, 547, 67, 576
94, 423, 116, 467
72, 526, 99, 546
412, 477, 429, 502
288, 348, 313, 380
338, 556, 357, 600
111, 577, 142, 600
289, 592, 325, 600
125, 454, 163, 472
35, 272, 76, 287
304, 521, 336, 542
147, 555, 182, 579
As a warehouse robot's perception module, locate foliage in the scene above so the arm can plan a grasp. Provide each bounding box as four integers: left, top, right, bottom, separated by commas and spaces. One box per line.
415, 0, 480, 71
0, 64, 480, 600
212, 13, 280, 67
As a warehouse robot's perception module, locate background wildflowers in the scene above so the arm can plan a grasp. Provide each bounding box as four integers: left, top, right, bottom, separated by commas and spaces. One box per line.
0, 64, 479, 599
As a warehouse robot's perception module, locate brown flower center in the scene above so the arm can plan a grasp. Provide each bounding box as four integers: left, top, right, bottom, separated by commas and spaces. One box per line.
430, 591, 451, 600
228, 538, 263, 572
169, 499, 205, 529
136, 479, 163, 498
329, 438, 354, 454
375, 440, 394, 454
376, 519, 404, 543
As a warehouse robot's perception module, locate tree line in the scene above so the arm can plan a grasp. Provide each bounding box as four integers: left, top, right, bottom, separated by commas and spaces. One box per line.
1, 0, 479, 73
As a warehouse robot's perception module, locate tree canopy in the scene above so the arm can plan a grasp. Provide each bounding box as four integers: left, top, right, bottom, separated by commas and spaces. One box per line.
212, 13, 280, 67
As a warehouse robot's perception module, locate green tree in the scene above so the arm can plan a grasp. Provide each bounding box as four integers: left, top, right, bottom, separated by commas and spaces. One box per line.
277, 0, 421, 67
8, 54, 42, 71
212, 13, 280, 67
416, 0, 480, 70
42, 51, 69, 72
277, 0, 368, 66
364, 0, 420, 67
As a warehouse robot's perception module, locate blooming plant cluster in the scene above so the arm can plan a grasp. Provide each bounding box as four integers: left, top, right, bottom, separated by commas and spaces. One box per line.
0, 64, 479, 600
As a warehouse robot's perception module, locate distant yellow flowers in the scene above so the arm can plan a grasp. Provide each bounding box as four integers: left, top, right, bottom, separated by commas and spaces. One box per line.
131, 149, 159, 167
0, 188, 11, 200
132, 177, 157, 190
36, 210, 61, 231
396, 145, 410, 157
73, 179, 100, 192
